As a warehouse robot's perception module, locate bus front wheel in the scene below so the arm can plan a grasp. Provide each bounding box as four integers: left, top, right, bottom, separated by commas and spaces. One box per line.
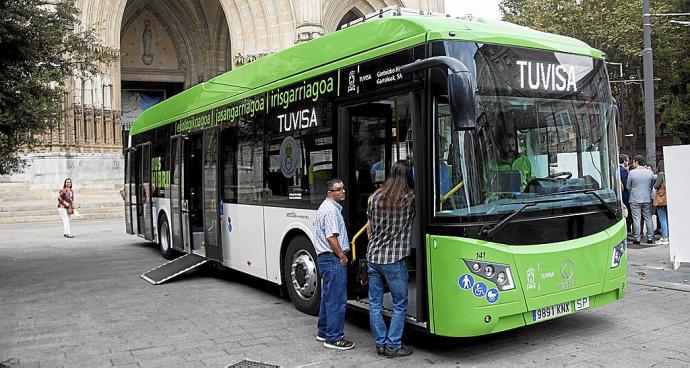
283, 235, 320, 315
158, 215, 174, 259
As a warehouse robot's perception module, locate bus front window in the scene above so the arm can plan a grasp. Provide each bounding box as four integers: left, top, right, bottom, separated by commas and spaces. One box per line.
433, 42, 621, 222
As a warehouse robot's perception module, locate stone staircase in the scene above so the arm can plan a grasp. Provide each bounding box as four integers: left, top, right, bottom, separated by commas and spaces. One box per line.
0, 181, 124, 224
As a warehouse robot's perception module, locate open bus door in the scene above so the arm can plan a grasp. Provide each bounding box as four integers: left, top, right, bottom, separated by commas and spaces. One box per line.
132, 143, 153, 240
169, 135, 184, 251
339, 92, 426, 325
178, 129, 222, 260
202, 127, 222, 261
125, 148, 135, 235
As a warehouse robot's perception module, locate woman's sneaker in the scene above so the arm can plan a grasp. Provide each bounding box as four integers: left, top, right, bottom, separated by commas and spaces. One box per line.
323, 339, 355, 350
656, 237, 669, 245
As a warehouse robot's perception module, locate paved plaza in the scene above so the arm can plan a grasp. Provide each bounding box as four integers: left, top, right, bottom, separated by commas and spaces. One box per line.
1, 219, 689, 368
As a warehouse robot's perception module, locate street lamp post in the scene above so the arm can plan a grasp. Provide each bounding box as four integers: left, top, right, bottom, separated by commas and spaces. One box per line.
642, 0, 656, 169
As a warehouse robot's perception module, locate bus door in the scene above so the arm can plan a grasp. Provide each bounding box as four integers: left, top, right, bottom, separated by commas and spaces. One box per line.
202, 127, 222, 261
136, 143, 154, 240
169, 135, 184, 251
182, 132, 204, 254
340, 94, 418, 313
124, 148, 135, 235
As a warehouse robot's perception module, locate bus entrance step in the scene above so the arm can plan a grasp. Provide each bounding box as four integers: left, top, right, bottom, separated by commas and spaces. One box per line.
140, 253, 209, 285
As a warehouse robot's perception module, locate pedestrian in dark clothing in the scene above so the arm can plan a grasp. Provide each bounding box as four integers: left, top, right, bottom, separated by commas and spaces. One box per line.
627, 155, 656, 244
366, 160, 415, 358
313, 178, 354, 350
619, 154, 631, 234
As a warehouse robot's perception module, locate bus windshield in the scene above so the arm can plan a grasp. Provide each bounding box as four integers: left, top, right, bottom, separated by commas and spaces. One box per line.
433, 41, 621, 221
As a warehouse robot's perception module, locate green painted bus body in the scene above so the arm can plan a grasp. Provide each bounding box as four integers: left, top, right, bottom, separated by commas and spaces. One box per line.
426, 220, 627, 336
128, 15, 625, 337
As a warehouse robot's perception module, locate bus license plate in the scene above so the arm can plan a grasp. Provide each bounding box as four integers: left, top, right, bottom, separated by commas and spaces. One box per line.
531, 297, 590, 323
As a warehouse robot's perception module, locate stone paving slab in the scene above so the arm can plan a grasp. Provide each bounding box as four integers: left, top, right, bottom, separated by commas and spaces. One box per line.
1, 219, 689, 367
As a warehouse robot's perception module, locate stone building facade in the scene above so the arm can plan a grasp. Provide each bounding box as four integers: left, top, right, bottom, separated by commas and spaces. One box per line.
0, 0, 443, 209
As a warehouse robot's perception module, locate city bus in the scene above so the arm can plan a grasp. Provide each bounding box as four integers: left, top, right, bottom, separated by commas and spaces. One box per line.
124, 8, 627, 337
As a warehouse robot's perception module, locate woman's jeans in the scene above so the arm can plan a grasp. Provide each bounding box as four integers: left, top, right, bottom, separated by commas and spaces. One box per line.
657, 206, 669, 238
57, 207, 71, 235
368, 259, 408, 349
316, 253, 347, 344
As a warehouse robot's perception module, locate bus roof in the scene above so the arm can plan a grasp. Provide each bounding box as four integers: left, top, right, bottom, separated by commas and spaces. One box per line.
130, 16, 604, 136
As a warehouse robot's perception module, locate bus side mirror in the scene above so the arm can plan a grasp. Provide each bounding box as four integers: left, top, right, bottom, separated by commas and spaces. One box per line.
448, 71, 476, 131
401, 56, 476, 131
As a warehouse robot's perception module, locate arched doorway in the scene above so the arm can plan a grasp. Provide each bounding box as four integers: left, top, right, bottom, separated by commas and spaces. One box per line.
119, 0, 231, 131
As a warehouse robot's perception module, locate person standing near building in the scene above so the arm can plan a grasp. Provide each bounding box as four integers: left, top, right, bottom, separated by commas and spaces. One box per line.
627, 155, 656, 245
654, 160, 669, 245
619, 154, 631, 234
57, 178, 75, 238
366, 160, 415, 358
313, 178, 354, 350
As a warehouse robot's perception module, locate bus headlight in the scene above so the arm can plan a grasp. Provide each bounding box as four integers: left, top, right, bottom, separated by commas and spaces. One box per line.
464, 259, 515, 291
611, 241, 626, 268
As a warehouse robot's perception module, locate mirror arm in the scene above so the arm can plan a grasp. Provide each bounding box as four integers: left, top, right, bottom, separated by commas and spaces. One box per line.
401, 56, 470, 75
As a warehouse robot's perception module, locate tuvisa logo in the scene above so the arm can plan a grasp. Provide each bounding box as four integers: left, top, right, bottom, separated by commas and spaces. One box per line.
516, 60, 577, 92
278, 108, 318, 133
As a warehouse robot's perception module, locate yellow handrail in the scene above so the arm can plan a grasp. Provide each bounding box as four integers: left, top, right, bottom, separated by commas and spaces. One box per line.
440, 180, 464, 209
350, 223, 369, 264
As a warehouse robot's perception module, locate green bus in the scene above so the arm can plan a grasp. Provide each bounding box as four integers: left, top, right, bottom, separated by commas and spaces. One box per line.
125, 9, 627, 337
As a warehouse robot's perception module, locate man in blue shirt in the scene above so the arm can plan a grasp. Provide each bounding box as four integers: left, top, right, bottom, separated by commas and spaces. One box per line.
313, 179, 354, 350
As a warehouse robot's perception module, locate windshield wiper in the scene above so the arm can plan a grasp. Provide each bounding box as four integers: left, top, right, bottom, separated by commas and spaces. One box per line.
480, 190, 618, 238
582, 190, 617, 217
480, 202, 537, 238
549, 188, 618, 217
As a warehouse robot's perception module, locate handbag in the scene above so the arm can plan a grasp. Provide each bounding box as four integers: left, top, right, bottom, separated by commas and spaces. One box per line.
66, 206, 74, 215
653, 183, 667, 207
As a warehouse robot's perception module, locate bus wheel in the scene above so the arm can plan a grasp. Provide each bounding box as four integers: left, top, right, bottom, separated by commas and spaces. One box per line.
283, 235, 320, 315
158, 215, 174, 259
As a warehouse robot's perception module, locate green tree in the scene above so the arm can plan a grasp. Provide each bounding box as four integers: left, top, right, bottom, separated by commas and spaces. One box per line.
499, 0, 690, 144
0, 0, 117, 175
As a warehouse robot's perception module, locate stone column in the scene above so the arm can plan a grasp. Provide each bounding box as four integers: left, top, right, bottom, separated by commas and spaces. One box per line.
294, 0, 324, 43
83, 77, 94, 148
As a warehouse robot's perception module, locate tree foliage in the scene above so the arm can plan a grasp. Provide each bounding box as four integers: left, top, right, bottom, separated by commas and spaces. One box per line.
499, 0, 690, 144
0, 0, 117, 175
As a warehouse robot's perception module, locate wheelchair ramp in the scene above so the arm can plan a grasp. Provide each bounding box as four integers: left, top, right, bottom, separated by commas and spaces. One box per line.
141, 253, 209, 285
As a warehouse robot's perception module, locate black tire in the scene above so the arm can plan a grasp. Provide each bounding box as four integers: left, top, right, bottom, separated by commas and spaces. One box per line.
158, 214, 174, 259
283, 235, 321, 315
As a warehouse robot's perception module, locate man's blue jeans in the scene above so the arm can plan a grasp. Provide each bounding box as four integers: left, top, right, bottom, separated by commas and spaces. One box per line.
368, 259, 408, 349
316, 253, 347, 344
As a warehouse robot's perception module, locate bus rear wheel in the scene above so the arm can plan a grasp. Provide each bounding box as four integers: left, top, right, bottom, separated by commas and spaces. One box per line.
283, 235, 320, 315
158, 215, 174, 259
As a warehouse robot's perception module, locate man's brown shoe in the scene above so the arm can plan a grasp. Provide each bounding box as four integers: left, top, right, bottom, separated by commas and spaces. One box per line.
384, 346, 412, 358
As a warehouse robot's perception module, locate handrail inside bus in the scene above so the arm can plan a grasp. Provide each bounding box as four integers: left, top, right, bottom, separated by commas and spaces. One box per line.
350, 223, 369, 264
440, 180, 464, 209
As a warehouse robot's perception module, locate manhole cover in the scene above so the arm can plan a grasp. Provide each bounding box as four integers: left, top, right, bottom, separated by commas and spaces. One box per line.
226, 359, 280, 368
